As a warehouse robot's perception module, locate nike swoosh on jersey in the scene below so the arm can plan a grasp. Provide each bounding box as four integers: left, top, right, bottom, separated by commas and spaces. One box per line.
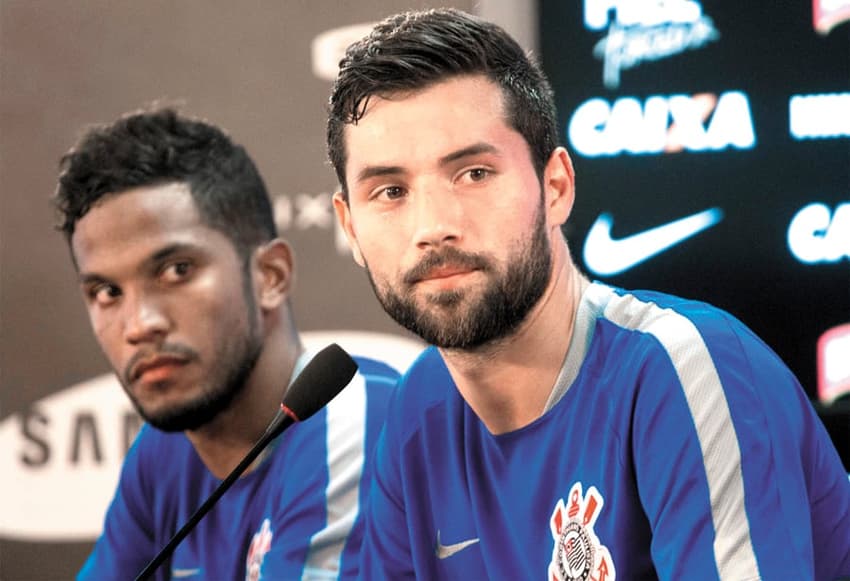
583, 207, 724, 276
171, 568, 202, 578
435, 529, 480, 559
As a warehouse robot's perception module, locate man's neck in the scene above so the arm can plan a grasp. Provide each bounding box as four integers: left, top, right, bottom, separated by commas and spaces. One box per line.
441, 254, 587, 436
186, 329, 303, 479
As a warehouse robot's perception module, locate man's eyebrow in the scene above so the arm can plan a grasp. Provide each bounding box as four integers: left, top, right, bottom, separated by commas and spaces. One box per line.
438, 142, 500, 166
355, 164, 406, 184
77, 242, 200, 285
354, 144, 501, 185
149, 242, 198, 264
78, 272, 108, 286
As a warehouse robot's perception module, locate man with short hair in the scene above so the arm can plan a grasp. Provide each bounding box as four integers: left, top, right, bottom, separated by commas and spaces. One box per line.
328, 8, 850, 579
56, 107, 396, 580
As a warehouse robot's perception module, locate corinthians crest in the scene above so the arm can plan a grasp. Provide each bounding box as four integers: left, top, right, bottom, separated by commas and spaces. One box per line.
548, 482, 615, 581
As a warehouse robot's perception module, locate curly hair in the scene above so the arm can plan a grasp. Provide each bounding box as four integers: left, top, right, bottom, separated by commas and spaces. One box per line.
326, 8, 559, 197
54, 107, 277, 257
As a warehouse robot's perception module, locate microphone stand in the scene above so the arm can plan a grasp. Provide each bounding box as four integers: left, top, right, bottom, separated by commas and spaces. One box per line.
134, 409, 294, 581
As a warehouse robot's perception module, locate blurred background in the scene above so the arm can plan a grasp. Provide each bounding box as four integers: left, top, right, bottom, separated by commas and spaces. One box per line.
1, 1, 847, 578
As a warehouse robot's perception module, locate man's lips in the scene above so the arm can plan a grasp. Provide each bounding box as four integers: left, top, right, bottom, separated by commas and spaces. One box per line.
418, 266, 476, 281
409, 263, 481, 285
410, 267, 479, 294
132, 355, 189, 382
404, 248, 489, 285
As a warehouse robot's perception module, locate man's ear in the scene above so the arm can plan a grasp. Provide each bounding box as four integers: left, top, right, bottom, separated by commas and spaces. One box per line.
333, 191, 365, 267
253, 239, 295, 311
543, 147, 576, 228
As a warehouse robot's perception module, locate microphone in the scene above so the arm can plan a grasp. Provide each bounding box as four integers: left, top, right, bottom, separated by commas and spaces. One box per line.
134, 343, 358, 581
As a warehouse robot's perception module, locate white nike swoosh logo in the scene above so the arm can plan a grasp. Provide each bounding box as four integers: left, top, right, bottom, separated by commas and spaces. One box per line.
435, 529, 480, 559
583, 207, 724, 276
171, 568, 202, 578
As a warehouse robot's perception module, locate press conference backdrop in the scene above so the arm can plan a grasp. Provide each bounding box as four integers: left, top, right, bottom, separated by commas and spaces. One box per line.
0, 2, 507, 578
540, 0, 850, 404
0, 1, 846, 579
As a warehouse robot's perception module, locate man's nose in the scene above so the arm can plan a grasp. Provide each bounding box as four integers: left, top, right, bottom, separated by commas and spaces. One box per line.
412, 186, 464, 250
122, 293, 170, 344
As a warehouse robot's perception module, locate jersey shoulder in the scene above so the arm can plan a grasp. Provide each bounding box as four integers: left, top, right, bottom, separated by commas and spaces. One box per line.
352, 354, 402, 386
603, 285, 783, 366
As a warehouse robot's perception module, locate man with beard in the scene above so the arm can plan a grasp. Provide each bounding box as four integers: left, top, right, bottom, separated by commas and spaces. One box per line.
327, 8, 850, 580
55, 107, 397, 580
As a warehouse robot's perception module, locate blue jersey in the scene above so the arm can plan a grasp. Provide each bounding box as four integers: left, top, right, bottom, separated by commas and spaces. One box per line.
79, 353, 397, 581
360, 283, 850, 580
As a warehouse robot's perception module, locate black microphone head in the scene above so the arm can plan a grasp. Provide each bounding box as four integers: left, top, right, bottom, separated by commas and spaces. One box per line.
282, 343, 358, 421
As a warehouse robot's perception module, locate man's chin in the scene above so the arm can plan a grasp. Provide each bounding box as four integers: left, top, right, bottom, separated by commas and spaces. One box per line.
143, 411, 213, 433
135, 399, 220, 433
422, 292, 466, 310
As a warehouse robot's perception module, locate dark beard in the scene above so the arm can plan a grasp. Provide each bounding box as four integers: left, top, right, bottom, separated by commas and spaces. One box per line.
367, 202, 551, 349
127, 262, 264, 432
140, 335, 263, 432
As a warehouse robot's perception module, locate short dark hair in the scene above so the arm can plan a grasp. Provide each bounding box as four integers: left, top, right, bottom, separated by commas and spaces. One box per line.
326, 8, 559, 196
54, 107, 277, 257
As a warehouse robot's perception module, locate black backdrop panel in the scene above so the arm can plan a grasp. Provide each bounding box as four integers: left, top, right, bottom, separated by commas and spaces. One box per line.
539, 0, 850, 398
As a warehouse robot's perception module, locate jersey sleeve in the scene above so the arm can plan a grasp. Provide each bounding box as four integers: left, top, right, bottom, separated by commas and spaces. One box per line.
77, 425, 158, 581
259, 365, 397, 580
630, 308, 850, 580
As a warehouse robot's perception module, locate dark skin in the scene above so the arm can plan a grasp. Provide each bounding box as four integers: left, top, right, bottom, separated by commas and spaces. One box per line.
72, 182, 303, 478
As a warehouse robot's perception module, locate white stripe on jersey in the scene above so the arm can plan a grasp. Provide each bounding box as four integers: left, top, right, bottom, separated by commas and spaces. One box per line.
302, 371, 368, 579
601, 286, 761, 580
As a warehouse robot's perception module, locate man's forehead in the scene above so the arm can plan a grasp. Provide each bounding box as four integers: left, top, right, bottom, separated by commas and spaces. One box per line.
77, 183, 198, 231
71, 184, 209, 267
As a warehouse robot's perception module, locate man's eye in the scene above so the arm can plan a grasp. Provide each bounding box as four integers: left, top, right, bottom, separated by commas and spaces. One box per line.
462, 168, 491, 183
161, 261, 193, 283
377, 186, 405, 201
90, 284, 121, 306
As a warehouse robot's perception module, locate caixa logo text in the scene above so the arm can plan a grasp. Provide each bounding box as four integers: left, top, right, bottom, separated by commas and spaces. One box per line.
787, 202, 850, 264
567, 91, 755, 157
